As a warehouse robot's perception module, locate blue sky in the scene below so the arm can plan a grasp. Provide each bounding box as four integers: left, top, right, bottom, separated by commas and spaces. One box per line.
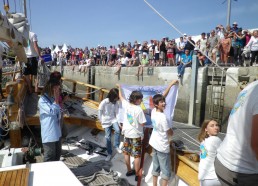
6, 0, 258, 48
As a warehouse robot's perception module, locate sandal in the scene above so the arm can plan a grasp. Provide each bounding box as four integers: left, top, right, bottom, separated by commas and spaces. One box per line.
126, 170, 135, 176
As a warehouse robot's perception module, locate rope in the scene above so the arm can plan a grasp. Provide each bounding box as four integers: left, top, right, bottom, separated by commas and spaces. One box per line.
143, 0, 242, 88
174, 126, 200, 146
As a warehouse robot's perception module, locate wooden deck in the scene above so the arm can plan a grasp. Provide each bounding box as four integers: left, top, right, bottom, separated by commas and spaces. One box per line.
0, 168, 29, 186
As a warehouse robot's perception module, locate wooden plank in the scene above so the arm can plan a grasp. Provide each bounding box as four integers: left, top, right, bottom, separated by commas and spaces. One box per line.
4, 169, 12, 186
9, 170, 18, 186
176, 159, 199, 186
24, 168, 29, 186
0, 171, 7, 186
15, 169, 23, 186
0, 168, 29, 186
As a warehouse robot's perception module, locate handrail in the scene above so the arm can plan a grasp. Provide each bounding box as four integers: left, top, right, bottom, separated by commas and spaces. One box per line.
61, 77, 109, 103
2, 70, 21, 76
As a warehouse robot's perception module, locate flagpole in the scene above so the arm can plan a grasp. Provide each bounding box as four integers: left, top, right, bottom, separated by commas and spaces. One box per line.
226, 0, 231, 26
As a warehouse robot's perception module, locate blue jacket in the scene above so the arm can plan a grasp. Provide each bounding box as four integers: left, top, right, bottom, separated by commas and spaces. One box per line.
38, 94, 61, 143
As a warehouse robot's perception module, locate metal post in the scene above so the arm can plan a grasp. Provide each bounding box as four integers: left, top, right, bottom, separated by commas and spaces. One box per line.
188, 55, 198, 125
226, 0, 231, 26
23, 0, 27, 18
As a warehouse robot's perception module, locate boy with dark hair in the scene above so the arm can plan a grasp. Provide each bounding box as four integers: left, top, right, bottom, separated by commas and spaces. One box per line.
149, 80, 178, 186
117, 85, 146, 182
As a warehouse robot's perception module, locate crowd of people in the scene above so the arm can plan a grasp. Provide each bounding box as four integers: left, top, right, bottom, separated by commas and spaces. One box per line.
41, 22, 257, 78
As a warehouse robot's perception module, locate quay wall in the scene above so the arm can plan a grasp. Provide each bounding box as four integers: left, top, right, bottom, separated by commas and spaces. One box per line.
56, 66, 258, 131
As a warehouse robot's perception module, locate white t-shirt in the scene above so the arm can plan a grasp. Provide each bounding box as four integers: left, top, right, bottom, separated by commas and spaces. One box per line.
154, 45, 159, 54
121, 100, 146, 138
199, 38, 207, 53
98, 98, 119, 128
246, 36, 258, 51
24, 32, 39, 58
217, 80, 258, 174
121, 56, 129, 65
198, 136, 222, 180
149, 108, 170, 153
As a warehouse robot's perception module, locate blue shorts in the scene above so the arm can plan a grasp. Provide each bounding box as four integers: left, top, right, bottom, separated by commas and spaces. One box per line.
152, 148, 171, 180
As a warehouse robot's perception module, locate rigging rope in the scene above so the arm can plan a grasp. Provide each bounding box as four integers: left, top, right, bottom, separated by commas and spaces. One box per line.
143, 0, 242, 88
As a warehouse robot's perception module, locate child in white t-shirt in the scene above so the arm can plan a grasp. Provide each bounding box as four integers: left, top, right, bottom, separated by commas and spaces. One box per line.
149, 80, 178, 186
198, 120, 222, 186
98, 88, 121, 161
117, 84, 146, 182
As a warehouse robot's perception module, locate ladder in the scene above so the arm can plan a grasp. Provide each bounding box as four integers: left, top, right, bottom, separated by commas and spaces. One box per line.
209, 67, 226, 125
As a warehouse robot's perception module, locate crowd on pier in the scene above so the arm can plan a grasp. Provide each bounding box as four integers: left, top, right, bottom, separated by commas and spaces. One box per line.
42, 22, 258, 76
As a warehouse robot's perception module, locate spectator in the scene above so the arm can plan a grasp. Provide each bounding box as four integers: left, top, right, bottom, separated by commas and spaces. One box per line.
184, 36, 195, 56
136, 52, 148, 76
219, 32, 231, 65
154, 40, 160, 66
207, 30, 220, 63
177, 49, 192, 78
197, 33, 207, 54
232, 29, 245, 66
245, 30, 258, 66
114, 55, 129, 75
159, 38, 167, 65
231, 22, 239, 33
216, 24, 225, 39
166, 40, 175, 66
176, 37, 185, 65
197, 52, 210, 66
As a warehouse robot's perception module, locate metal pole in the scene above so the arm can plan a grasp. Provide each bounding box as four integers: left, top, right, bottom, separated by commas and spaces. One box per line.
188, 55, 198, 125
226, 0, 231, 26
23, 0, 27, 18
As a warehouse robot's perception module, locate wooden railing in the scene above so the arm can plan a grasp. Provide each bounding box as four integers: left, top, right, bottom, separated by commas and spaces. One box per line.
61, 77, 109, 109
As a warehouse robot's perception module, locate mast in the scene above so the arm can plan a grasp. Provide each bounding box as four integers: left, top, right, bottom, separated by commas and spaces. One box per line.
226, 0, 231, 26
23, 0, 27, 18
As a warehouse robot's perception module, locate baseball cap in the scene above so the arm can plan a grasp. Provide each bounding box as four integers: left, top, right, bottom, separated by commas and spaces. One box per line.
233, 22, 238, 25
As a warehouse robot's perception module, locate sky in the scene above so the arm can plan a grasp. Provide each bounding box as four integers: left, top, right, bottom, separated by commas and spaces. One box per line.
5, 0, 258, 48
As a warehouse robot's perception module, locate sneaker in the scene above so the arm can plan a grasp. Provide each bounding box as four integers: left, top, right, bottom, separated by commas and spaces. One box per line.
105, 154, 112, 161
115, 147, 122, 154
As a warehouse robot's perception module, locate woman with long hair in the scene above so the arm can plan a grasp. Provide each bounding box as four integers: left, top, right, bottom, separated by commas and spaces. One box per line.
198, 120, 222, 186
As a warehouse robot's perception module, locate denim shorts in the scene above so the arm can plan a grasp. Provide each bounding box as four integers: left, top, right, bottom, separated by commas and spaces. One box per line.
122, 137, 142, 158
152, 148, 171, 180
